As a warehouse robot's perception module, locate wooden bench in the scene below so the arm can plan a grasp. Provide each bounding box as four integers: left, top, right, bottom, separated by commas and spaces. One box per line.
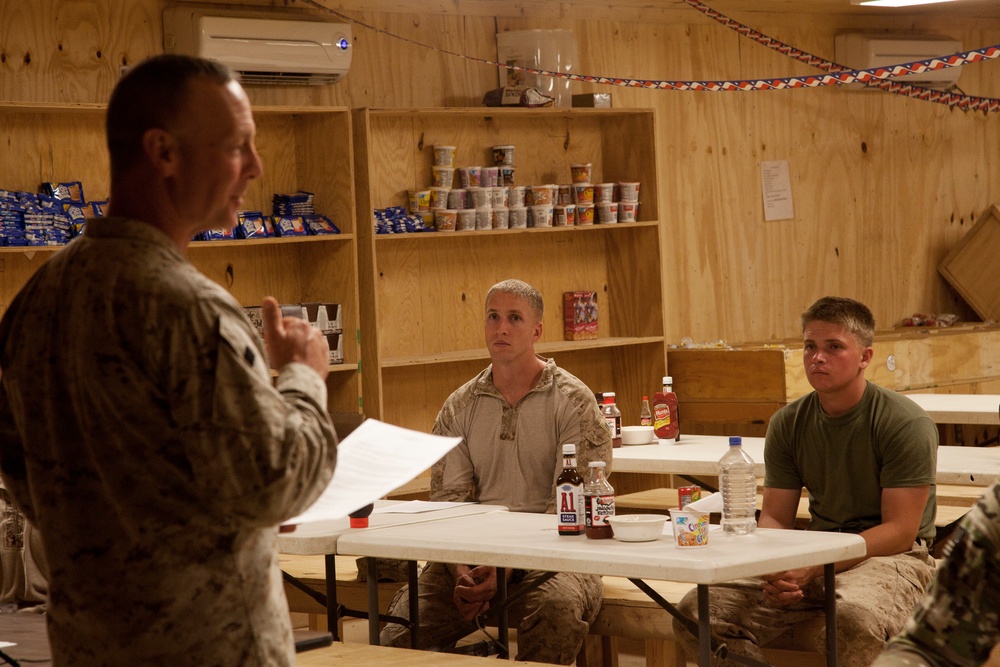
295, 640, 554, 665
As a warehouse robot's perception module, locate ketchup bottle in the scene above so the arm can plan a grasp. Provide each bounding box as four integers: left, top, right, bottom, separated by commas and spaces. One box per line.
653, 376, 680, 445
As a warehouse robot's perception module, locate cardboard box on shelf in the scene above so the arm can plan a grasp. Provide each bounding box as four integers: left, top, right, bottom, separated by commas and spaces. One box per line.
563, 291, 598, 341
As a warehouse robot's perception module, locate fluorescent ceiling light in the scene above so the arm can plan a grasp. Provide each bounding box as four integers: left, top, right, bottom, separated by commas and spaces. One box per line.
853, 0, 960, 6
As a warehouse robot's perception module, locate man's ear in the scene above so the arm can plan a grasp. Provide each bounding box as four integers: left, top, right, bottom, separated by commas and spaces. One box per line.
859, 345, 874, 370
142, 128, 179, 177
533, 319, 543, 343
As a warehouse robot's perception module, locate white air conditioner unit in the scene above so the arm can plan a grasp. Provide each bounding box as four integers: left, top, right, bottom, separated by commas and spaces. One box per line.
834, 33, 961, 90
162, 9, 351, 85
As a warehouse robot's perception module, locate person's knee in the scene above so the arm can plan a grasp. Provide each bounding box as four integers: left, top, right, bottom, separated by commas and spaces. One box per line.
824, 602, 887, 666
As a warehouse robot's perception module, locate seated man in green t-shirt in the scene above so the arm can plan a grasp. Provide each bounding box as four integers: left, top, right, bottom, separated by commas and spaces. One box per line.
674, 296, 938, 666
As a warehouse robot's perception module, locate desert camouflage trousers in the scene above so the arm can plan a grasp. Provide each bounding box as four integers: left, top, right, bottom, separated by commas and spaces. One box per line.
380, 562, 603, 665
873, 483, 1000, 667
673, 545, 936, 667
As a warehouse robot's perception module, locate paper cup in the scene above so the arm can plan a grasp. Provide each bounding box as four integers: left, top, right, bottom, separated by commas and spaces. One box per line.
670, 509, 709, 548
434, 208, 457, 231
492, 206, 509, 230
618, 201, 639, 222
492, 144, 515, 166
448, 188, 468, 210
457, 208, 476, 231
490, 186, 508, 208
408, 189, 431, 213
508, 186, 526, 208
475, 207, 493, 230
618, 181, 641, 201
433, 145, 456, 167
482, 166, 500, 187
553, 205, 573, 227
432, 166, 455, 189
576, 204, 595, 226
570, 163, 593, 184
572, 183, 594, 205
458, 166, 482, 188
499, 166, 516, 187
467, 186, 490, 209
557, 184, 574, 206
531, 205, 554, 228
530, 184, 555, 206
597, 201, 619, 224
594, 182, 616, 203
428, 187, 450, 210
509, 206, 528, 228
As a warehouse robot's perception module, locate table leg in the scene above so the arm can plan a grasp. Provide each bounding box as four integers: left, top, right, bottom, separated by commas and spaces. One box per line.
325, 554, 338, 641
497, 568, 508, 657
698, 584, 710, 667
824, 563, 837, 667
367, 558, 380, 645
408, 560, 419, 649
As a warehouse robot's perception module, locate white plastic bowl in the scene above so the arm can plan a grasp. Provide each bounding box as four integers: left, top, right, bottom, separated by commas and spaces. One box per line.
608, 514, 668, 542
620, 425, 655, 445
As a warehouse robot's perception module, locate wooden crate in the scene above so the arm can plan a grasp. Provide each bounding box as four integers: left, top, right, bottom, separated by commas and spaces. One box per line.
939, 205, 1000, 322
668, 323, 1000, 439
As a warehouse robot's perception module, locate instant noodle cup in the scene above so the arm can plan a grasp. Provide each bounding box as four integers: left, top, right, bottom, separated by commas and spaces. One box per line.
553, 205, 573, 227
458, 166, 482, 188
490, 186, 508, 208
509, 206, 528, 228
572, 183, 594, 206
428, 187, 450, 210
508, 186, 526, 208
557, 184, 573, 206
433, 145, 456, 167
530, 184, 555, 206
594, 182, 615, 204
670, 509, 709, 548
499, 166, 516, 187
467, 186, 490, 209
448, 188, 468, 210
482, 166, 500, 187
618, 201, 639, 222
475, 207, 493, 230
432, 166, 455, 189
492, 207, 509, 229
531, 205, 554, 228
434, 208, 458, 231
597, 201, 619, 224
492, 144, 515, 166
618, 181, 641, 201
576, 204, 595, 226
457, 208, 476, 231
408, 189, 431, 213
570, 163, 592, 184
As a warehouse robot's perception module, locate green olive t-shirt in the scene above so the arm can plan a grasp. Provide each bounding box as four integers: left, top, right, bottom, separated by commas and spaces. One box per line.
764, 382, 938, 542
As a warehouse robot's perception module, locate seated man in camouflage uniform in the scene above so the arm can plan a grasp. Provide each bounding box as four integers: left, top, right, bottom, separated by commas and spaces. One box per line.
873, 481, 1000, 667
380, 279, 612, 665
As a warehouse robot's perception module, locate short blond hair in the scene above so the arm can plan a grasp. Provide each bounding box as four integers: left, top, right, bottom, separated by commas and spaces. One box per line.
485, 279, 543, 321
801, 296, 875, 348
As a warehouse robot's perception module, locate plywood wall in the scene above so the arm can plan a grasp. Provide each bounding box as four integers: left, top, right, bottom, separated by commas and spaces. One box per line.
3, 0, 1000, 346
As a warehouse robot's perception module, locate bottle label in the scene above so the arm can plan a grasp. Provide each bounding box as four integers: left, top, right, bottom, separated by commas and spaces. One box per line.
640, 416, 652, 426
558, 483, 584, 533
587, 493, 615, 527
653, 404, 672, 428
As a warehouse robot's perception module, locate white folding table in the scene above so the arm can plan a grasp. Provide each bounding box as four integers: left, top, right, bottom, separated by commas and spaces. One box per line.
337, 511, 866, 667
278, 501, 506, 640
904, 393, 1000, 425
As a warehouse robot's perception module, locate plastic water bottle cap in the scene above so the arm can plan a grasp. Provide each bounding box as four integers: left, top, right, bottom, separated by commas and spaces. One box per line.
729, 436, 742, 446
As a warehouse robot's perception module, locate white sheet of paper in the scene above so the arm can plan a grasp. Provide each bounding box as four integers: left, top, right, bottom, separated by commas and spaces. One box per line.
760, 160, 795, 221
282, 419, 461, 526
375, 501, 468, 514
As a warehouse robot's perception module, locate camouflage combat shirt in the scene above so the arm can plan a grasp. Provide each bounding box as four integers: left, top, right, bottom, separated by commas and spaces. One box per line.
0, 218, 337, 666
430, 357, 613, 512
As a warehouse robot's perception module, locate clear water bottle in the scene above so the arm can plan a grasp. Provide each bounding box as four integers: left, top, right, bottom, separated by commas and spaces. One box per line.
720, 436, 757, 535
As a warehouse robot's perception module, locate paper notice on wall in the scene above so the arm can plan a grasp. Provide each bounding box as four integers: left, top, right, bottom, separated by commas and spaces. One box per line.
760, 160, 794, 221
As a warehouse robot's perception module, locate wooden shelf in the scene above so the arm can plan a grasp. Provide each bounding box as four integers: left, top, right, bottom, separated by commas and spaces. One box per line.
0, 103, 363, 416
353, 106, 666, 431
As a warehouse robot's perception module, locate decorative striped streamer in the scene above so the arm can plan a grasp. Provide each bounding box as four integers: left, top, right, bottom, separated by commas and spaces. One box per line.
298, 0, 1000, 111
682, 0, 1000, 113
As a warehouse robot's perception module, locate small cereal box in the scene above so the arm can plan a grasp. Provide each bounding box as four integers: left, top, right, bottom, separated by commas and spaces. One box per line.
563, 291, 598, 341
324, 332, 344, 365
244, 306, 264, 337
302, 302, 342, 334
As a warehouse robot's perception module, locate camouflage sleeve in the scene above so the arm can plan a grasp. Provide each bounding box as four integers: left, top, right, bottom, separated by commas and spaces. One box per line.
875, 482, 1000, 667
574, 394, 614, 477
429, 399, 475, 503
0, 379, 31, 522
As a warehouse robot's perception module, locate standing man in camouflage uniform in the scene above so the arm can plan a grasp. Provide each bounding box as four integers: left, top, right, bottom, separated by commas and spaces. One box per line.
0, 55, 337, 666
874, 481, 1000, 667
380, 279, 612, 664
674, 296, 938, 665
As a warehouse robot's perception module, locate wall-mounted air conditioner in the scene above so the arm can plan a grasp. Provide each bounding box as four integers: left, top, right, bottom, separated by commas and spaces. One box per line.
162, 8, 352, 85
833, 33, 962, 90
